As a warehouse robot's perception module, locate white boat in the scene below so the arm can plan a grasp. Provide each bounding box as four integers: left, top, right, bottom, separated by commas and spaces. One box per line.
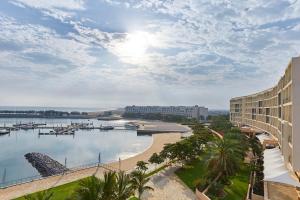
0, 129, 10, 135
125, 122, 139, 130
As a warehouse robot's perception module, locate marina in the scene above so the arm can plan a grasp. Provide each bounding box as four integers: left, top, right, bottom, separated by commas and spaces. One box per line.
0, 121, 131, 136
0, 118, 153, 187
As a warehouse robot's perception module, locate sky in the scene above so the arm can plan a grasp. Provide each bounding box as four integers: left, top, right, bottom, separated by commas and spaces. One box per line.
0, 0, 300, 109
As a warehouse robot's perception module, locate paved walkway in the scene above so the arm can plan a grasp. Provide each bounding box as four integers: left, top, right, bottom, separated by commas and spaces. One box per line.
0, 133, 181, 200
142, 165, 196, 200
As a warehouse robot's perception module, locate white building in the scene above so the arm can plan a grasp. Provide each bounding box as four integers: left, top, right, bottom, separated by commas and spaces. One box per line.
124, 105, 208, 120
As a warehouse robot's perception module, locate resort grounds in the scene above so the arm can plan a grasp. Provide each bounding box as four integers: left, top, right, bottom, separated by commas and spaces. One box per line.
1, 116, 255, 200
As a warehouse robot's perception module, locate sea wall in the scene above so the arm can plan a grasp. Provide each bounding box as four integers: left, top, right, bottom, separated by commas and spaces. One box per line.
25, 152, 68, 177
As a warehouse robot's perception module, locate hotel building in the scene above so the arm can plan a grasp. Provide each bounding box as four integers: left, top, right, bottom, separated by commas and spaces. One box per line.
125, 105, 208, 121
230, 57, 300, 199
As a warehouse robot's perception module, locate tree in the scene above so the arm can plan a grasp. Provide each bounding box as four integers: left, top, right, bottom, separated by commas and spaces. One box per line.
248, 136, 262, 157
136, 161, 148, 172
130, 170, 153, 199
210, 115, 232, 133
102, 171, 117, 200
72, 171, 135, 200
160, 143, 177, 161
207, 138, 243, 181
115, 171, 134, 200
24, 191, 54, 200
72, 176, 104, 200
148, 153, 164, 169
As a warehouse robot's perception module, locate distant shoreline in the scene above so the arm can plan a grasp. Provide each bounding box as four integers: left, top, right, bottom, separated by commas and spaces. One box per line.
0, 114, 94, 119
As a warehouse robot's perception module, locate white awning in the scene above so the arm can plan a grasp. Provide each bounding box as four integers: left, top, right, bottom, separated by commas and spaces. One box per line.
264, 147, 300, 187
256, 133, 273, 143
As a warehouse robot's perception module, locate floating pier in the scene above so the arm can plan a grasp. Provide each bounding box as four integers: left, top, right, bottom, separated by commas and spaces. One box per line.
25, 152, 68, 177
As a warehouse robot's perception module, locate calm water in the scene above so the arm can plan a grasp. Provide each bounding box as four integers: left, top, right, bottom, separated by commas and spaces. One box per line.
0, 118, 152, 185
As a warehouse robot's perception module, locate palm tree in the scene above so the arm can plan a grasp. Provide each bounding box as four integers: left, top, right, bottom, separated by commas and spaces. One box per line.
130, 170, 153, 199
248, 136, 262, 157
115, 171, 134, 200
24, 191, 53, 200
72, 176, 104, 200
72, 171, 133, 200
102, 171, 117, 200
207, 138, 243, 181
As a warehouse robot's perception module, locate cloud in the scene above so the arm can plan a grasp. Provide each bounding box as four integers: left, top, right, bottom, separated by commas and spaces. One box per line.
1, 0, 300, 108
11, 0, 86, 10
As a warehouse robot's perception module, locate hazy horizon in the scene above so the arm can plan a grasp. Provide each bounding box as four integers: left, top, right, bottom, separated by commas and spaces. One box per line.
1, 1, 300, 109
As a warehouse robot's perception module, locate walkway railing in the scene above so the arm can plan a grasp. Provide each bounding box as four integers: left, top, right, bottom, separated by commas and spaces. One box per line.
0, 161, 119, 189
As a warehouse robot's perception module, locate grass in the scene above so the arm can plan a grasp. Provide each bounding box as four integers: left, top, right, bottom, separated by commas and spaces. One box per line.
175, 157, 251, 200
15, 164, 168, 200
175, 157, 207, 190
222, 164, 251, 200
15, 178, 85, 200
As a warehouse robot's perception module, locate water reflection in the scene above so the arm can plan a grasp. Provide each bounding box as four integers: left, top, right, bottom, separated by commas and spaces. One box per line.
0, 118, 152, 184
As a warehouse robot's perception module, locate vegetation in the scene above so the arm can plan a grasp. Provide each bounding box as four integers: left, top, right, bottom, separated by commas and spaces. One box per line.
171, 118, 253, 200
18, 169, 153, 200
16, 178, 83, 200
207, 134, 244, 182
136, 161, 148, 172
148, 153, 164, 169
175, 156, 208, 190
24, 191, 54, 200
18, 116, 258, 200
130, 170, 153, 199
222, 164, 251, 200
209, 115, 232, 133
251, 136, 264, 196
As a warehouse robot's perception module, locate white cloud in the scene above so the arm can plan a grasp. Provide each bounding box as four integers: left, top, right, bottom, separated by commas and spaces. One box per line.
11, 0, 86, 10
2, 0, 300, 108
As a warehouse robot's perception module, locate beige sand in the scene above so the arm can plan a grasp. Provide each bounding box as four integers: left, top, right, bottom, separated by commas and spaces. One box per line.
0, 133, 181, 200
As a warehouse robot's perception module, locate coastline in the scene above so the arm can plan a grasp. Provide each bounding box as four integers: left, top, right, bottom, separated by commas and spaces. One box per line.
0, 132, 182, 200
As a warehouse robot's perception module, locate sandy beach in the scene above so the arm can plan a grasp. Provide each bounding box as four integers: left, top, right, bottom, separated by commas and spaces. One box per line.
0, 132, 182, 200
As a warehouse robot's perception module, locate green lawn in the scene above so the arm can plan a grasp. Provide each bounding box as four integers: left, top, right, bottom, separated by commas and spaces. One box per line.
15, 164, 168, 200
222, 164, 251, 200
175, 158, 251, 200
15, 178, 84, 200
175, 157, 207, 190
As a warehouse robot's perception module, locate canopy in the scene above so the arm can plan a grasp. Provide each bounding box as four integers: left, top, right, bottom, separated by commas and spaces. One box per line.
264, 147, 300, 187
256, 133, 273, 143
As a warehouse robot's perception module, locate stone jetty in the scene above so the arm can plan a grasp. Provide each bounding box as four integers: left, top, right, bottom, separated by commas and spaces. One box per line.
24, 152, 68, 177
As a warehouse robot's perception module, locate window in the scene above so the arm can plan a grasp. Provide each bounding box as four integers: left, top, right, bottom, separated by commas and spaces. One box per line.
278, 93, 282, 105
266, 116, 270, 123
278, 107, 282, 118
258, 101, 263, 107
266, 108, 270, 115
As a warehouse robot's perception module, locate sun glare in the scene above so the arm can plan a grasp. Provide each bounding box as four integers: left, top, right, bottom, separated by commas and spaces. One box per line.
116, 31, 156, 62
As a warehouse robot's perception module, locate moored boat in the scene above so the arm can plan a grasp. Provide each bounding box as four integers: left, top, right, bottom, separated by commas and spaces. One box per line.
100, 125, 114, 130
0, 129, 10, 135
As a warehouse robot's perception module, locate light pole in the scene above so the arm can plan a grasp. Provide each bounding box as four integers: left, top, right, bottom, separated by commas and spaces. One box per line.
98, 152, 101, 166
119, 157, 121, 171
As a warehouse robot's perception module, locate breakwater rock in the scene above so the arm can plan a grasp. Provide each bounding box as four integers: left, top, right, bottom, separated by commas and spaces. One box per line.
25, 152, 69, 177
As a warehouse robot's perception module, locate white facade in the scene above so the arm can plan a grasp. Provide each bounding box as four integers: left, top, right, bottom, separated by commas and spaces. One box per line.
125, 105, 208, 120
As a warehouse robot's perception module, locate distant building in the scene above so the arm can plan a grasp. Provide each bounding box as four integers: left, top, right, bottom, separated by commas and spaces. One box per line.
124, 105, 208, 120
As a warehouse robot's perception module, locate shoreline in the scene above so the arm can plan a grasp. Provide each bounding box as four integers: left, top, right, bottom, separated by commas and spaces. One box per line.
0, 132, 182, 200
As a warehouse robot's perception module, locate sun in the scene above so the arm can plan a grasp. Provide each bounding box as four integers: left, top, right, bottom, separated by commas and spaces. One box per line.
115, 31, 156, 63
122, 31, 149, 57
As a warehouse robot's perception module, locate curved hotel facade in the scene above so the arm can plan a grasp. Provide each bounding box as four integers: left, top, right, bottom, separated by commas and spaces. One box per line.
230, 57, 300, 188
